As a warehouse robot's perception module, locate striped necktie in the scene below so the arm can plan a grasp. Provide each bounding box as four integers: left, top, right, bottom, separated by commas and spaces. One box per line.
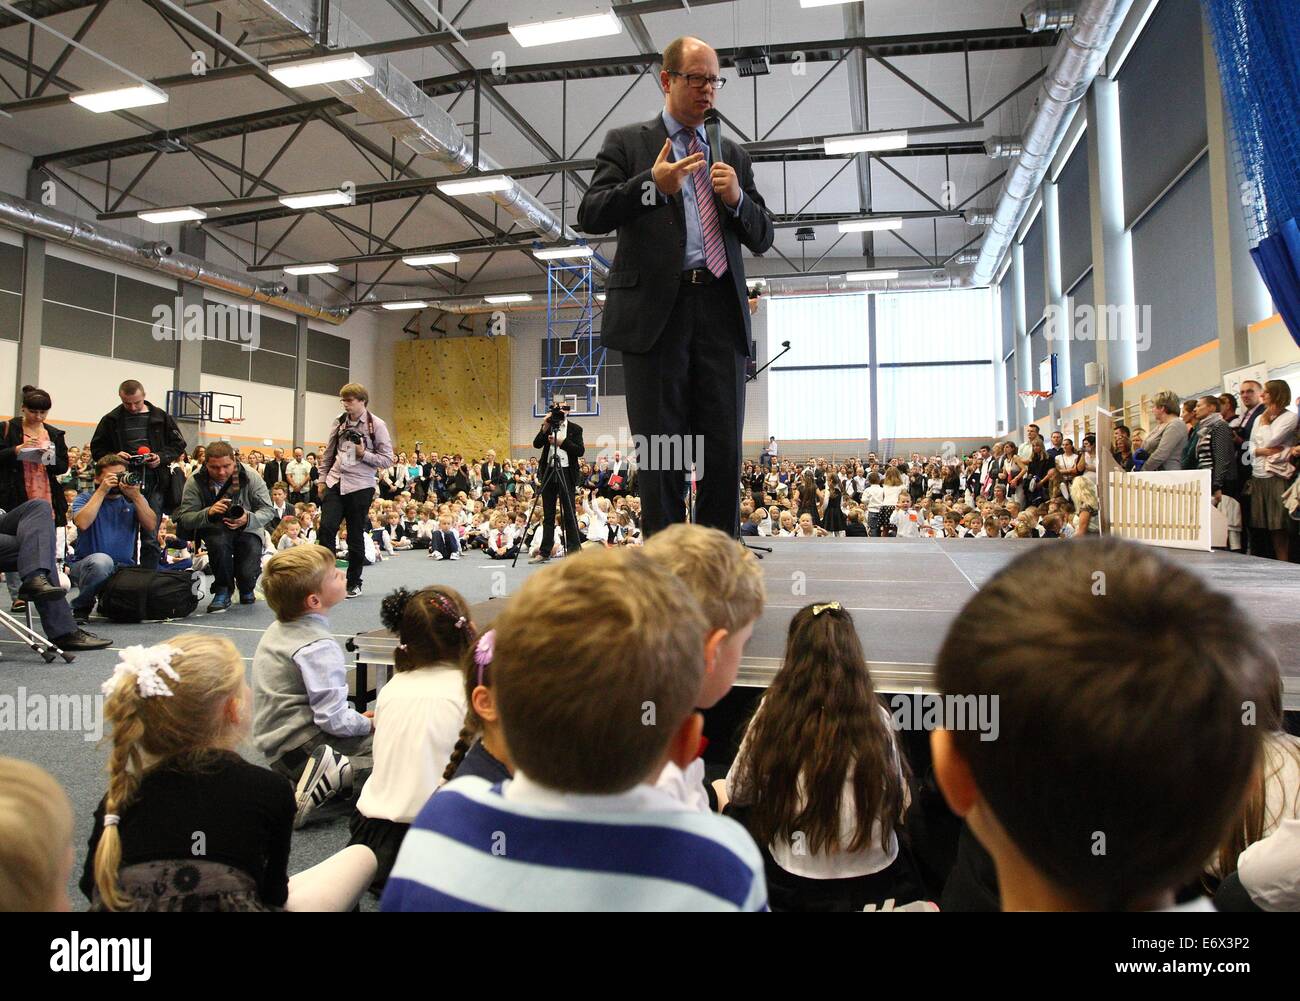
684, 130, 728, 279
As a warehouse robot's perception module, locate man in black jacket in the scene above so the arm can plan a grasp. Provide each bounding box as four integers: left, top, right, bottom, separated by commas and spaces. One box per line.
90, 380, 187, 569
530, 397, 584, 563
262, 448, 290, 491
577, 35, 773, 541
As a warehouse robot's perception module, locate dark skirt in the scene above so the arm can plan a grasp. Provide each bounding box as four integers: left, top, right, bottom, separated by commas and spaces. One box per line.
348, 812, 411, 892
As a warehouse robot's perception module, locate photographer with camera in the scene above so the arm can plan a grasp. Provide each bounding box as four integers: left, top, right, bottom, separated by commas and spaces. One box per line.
66, 455, 158, 623
90, 380, 187, 570
317, 383, 395, 598
529, 395, 585, 564
173, 441, 275, 613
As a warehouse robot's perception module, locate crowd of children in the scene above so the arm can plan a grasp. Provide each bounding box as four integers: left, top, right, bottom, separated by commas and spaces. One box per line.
2, 522, 1297, 913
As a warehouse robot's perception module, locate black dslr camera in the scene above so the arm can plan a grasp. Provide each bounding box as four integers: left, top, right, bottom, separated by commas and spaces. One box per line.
117, 453, 149, 488
209, 502, 245, 523
341, 428, 365, 446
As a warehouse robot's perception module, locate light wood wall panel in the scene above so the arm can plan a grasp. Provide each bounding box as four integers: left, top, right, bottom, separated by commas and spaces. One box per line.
394, 337, 511, 460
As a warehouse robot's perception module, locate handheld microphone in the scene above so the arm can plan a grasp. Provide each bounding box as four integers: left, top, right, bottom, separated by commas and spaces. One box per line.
704, 109, 723, 168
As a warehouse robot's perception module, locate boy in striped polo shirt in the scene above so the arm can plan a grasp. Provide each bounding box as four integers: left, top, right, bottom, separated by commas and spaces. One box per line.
381, 547, 767, 911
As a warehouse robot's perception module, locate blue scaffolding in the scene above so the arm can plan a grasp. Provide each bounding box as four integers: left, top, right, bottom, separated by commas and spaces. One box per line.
534, 258, 604, 418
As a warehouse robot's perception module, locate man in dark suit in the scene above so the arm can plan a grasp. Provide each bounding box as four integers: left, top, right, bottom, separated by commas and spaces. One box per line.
480, 449, 506, 508
530, 396, 584, 563
577, 35, 774, 540
262, 448, 289, 491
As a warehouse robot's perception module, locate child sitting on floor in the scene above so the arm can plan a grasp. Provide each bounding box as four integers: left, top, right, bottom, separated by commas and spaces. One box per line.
442, 629, 513, 785
349, 586, 476, 890
381, 548, 768, 911
931, 538, 1274, 910
86, 635, 376, 911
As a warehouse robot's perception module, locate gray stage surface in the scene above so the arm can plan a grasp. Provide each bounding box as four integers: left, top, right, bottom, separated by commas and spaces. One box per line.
351, 538, 1300, 711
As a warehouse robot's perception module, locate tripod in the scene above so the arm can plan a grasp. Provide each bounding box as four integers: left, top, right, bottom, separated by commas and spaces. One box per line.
0, 601, 73, 663
513, 446, 582, 568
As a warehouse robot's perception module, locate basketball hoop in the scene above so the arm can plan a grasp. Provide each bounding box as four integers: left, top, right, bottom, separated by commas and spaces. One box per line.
1018, 390, 1051, 412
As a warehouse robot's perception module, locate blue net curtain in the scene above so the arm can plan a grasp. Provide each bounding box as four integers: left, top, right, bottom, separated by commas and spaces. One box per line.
1201, 0, 1300, 348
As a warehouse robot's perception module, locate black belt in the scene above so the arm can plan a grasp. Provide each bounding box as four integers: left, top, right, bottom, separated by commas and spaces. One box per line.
681, 268, 720, 284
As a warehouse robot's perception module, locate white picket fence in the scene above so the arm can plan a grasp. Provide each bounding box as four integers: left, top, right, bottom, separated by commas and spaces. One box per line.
1105, 469, 1215, 551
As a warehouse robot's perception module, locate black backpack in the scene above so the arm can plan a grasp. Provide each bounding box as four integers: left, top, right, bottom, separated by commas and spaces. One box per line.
95, 567, 199, 622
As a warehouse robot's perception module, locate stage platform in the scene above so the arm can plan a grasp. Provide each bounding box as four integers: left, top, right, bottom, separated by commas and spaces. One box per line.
350, 539, 1300, 711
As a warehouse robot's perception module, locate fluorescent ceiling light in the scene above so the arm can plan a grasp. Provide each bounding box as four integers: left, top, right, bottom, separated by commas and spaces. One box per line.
70, 83, 168, 113
269, 52, 374, 88
283, 263, 338, 275
381, 300, 429, 311
509, 10, 622, 48
533, 245, 594, 260
402, 252, 461, 266
838, 216, 904, 233
799, 0, 860, 7
137, 206, 206, 224
824, 131, 909, 155
484, 293, 532, 304
278, 188, 354, 209
437, 175, 513, 196
846, 270, 899, 282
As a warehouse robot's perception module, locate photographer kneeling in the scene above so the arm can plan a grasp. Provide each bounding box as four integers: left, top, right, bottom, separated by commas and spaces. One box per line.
67, 455, 158, 623
174, 442, 275, 613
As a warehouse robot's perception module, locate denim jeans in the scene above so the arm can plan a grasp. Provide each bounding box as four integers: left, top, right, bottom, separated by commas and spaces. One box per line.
68, 553, 131, 614
202, 528, 262, 597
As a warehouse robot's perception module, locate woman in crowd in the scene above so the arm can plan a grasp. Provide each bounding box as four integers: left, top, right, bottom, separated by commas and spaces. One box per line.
1018, 437, 1053, 508
0, 385, 69, 611
1053, 437, 1080, 502
1140, 390, 1188, 471
1246, 379, 1297, 563
796, 469, 823, 530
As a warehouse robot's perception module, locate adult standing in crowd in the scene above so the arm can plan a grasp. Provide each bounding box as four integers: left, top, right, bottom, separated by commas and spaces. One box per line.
1246, 379, 1297, 563
1231, 380, 1266, 544
1139, 390, 1188, 471
1194, 395, 1238, 501
530, 394, 584, 564
173, 442, 275, 612
285, 446, 312, 504
263, 448, 289, 491
317, 383, 395, 598
90, 380, 187, 569
578, 35, 774, 539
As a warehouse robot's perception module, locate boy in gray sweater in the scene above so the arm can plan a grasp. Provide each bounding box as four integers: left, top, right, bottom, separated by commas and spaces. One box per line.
253, 544, 374, 827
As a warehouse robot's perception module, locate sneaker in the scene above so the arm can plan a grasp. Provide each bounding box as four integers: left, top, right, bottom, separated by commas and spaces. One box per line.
239, 592, 256, 605
49, 628, 111, 651
346, 584, 362, 599
429, 550, 444, 560
292, 746, 351, 829
449, 552, 461, 560
207, 591, 232, 614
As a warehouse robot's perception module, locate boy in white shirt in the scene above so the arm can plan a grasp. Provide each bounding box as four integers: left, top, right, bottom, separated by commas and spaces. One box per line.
890, 495, 923, 538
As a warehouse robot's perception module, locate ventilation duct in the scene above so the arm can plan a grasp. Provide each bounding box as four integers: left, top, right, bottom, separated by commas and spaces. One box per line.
0, 191, 350, 323
971, 0, 1134, 286
212, 0, 595, 264
1022, 1, 1078, 33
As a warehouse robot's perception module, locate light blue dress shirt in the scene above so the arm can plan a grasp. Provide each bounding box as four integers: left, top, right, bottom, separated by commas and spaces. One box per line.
661, 108, 744, 270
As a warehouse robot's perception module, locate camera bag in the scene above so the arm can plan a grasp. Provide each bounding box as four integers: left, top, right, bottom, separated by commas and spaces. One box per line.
96, 567, 199, 623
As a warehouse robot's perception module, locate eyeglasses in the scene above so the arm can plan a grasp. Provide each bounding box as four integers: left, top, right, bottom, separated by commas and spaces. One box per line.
667, 71, 726, 90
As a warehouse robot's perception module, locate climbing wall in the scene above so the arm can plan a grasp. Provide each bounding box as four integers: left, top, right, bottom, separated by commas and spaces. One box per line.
393, 336, 511, 459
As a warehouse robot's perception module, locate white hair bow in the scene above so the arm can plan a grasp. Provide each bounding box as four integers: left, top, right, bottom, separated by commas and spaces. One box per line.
101, 644, 181, 699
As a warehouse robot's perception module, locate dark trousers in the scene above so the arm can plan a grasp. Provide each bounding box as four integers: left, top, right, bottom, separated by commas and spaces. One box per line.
137, 486, 165, 569
319, 484, 374, 587
539, 466, 581, 555
0, 499, 75, 638
202, 529, 262, 597
621, 278, 746, 539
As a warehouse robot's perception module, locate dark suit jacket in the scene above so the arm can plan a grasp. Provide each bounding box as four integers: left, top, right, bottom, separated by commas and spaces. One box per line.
533, 420, 585, 481
263, 460, 288, 488
481, 463, 506, 492
577, 114, 774, 358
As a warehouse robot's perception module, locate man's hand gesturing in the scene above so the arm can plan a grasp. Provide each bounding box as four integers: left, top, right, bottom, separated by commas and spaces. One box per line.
652, 138, 704, 197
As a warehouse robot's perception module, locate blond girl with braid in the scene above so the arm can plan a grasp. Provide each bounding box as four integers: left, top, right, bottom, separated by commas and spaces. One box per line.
348, 586, 475, 891
84, 635, 376, 911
